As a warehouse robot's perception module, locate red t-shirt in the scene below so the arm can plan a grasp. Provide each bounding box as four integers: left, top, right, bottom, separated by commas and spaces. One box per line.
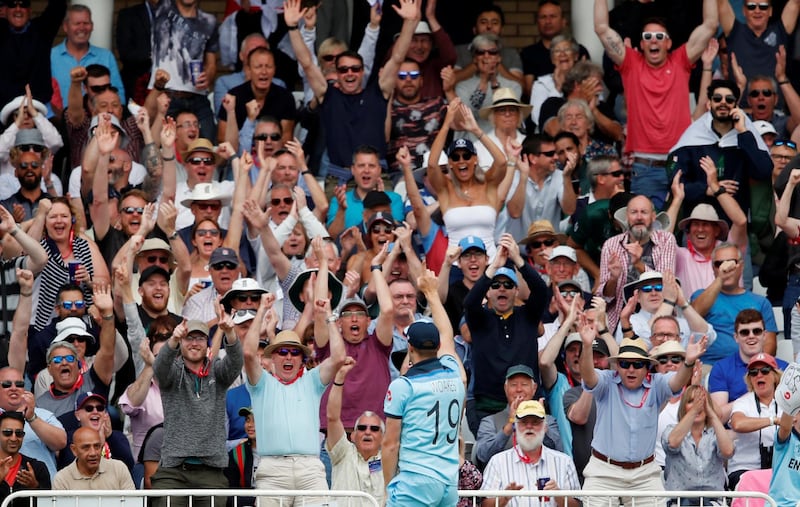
618, 45, 693, 154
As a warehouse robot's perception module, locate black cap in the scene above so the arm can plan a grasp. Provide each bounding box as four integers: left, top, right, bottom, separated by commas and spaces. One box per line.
407, 321, 440, 350
139, 266, 171, 286
362, 191, 392, 209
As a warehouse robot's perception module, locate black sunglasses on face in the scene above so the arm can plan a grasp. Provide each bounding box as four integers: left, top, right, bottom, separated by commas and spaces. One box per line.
529, 238, 556, 249
747, 366, 773, 376
618, 359, 648, 369
738, 327, 764, 337
490, 280, 515, 290
82, 404, 105, 413
356, 424, 381, 432
187, 157, 215, 166
0, 381, 24, 389
88, 83, 112, 94
601, 170, 625, 177
657, 356, 683, 365
5, 0, 31, 7
0, 429, 24, 438
276, 347, 303, 357
211, 262, 237, 271
254, 133, 282, 142
474, 48, 500, 56
449, 152, 474, 162
146, 255, 169, 264
749, 88, 774, 98
235, 294, 261, 303
65, 335, 90, 344
746, 2, 770, 10
337, 65, 363, 74
711, 94, 737, 105
320, 54, 340, 62
270, 197, 293, 206
17, 144, 44, 153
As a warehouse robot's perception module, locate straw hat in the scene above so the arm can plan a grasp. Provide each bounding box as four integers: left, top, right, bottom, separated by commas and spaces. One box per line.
609, 338, 657, 364
479, 87, 533, 119
677, 204, 729, 240
263, 330, 312, 357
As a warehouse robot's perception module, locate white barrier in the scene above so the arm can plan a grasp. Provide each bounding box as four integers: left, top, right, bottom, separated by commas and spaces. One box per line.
459, 490, 778, 507
0, 489, 381, 507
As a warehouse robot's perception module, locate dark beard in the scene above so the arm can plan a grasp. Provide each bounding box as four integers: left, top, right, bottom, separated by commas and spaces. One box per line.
20, 175, 41, 191
711, 111, 734, 123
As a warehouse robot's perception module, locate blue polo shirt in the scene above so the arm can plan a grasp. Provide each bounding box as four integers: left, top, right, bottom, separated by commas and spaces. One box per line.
326, 189, 404, 230
51, 41, 125, 106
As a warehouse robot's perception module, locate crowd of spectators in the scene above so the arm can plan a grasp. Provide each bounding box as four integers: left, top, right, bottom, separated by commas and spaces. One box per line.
4, 0, 800, 505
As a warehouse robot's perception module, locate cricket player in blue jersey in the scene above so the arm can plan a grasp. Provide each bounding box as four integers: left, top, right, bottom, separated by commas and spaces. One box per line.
382, 269, 467, 507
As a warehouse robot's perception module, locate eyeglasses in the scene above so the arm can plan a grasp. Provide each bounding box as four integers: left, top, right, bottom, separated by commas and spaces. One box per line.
121, 206, 144, 215
652, 332, 680, 340
560, 290, 580, 298
0, 381, 24, 389
183, 334, 207, 342
397, 71, 421, 80
642, 31, 669, 41
146, 255, 169, 264
254, 132, 282, 142
17, 144, 44, 153
449, 152, 474, 162
193, 202, 221, 210
341, 310, 367, 318
176, 121, 199, 129
537, 150, 557, 157
18, 161, 41, 170
657, 355, 684, 365
88, 83, 112, 93
640, 284, 663, 293
772, 153, 794, 161
59, 300, 86, 310
356, 424, 381, 432
50, 355, 76, 365
711, 94, 737, 105
738, 327, 764, 337
618, 359, 648, 369
746, 2, 770, 10
460, 251, 485, 260
530, 238, 556, 249
211, 261, 237, 271
320, 53, 341, 62
82, 404, 106, 413
371, 224, 394, 234
187, 157, 215, 166
196, 229, 220, 237
748, 366, 774, 376
474, 48, 500, 56
490, 280, 515, 290
6, 0, 31, 7
276, 347, 303, 357
713, 258, 740, 268
337, 65, 363, 74
270, 197, 294, 206
600, 170, 625, 177
749, 88, 774, 98
0, 429, 25, 438
65, 335, 90, 344
775, 139, 797, 149
235, 294, 261, 303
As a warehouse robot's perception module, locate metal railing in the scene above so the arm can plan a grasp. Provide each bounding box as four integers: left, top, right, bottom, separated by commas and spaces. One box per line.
458, 490, 778, 507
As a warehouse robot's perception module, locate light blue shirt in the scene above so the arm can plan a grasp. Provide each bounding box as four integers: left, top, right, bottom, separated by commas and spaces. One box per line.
50, 41, 125, 106
21, 407, 63, 480
584, 369, 677, 461
770, 427, 800, 507
247, 367, 326, 456
327, 189, 404, 229
384, 354, 464, 485
547, 372, 573, 457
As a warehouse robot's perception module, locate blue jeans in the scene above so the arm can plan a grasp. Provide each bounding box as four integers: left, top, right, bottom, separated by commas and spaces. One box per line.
319, 437, 332, 487
631, 160, 670, 211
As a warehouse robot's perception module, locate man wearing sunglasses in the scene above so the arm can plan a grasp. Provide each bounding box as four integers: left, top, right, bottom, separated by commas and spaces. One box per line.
182, 248, 241, 326
50, 5, 125, 109
720, 0, 800, 87
1, 129, 56, 222
579, 334, 706, 507
0, 410, 50, 505
709, 309, 788, 422
594, 0, 718, 210
464, 234, 548, 436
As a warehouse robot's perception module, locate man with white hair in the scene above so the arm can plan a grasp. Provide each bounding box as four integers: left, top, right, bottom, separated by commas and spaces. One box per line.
480, 400, 580, 507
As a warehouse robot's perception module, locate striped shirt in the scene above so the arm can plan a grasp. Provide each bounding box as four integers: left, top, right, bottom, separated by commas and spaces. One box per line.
481, 445, 580, 507
0, 256, 27, 336
34, 237, 94, 330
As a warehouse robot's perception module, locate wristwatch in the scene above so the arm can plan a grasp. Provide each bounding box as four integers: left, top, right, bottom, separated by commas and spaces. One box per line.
325, 313, 339, 323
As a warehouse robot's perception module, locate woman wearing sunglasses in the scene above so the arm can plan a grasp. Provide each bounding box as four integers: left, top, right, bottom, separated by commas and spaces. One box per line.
728, 353, 783, 489
427, 98, 508, 262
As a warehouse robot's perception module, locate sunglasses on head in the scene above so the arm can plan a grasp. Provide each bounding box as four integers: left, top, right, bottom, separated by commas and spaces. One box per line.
235, 294, 261, 303
337, 64, 363, 74
88, 83, 112, 94
642, 31, 669, 41
530, 238, 556, 249
640, 284, 663, 293
0, 429, 24, 438
50, 355, 76, 365
276, 347, 303, 357
618, 359, 648, 369
121, 206, 144, 215
254, 132, 282, 142
560, 290, 580, 298
187, 157, 215, 166
17, 144, 44, 153
713, 258, 739, 268
490, 280, 515, 290
474, 48, 500, 56
0, 381, 24, 389
749, 88, 774, 98
537, 150, 557, 157
356, 424, 381, 432
747, 366, 774, 376
211, 261, 237, 271
711, 94, 737, 105
60, 300, 85, 310
270, 197, 293, 206
657, 355, 683, 365
398, 70, 421, 80
18, 161, 40, 170
193, 202, 221, 210
196, 229, 220, 237
449, 152, 474, 162
775, 139, 797, 149
371, 224, 394, 234
738, 327, 764, 337
82, 404, 105, 413
146, 255, 169, 264
746, 2, 770, 10
65, 335, 90, 344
